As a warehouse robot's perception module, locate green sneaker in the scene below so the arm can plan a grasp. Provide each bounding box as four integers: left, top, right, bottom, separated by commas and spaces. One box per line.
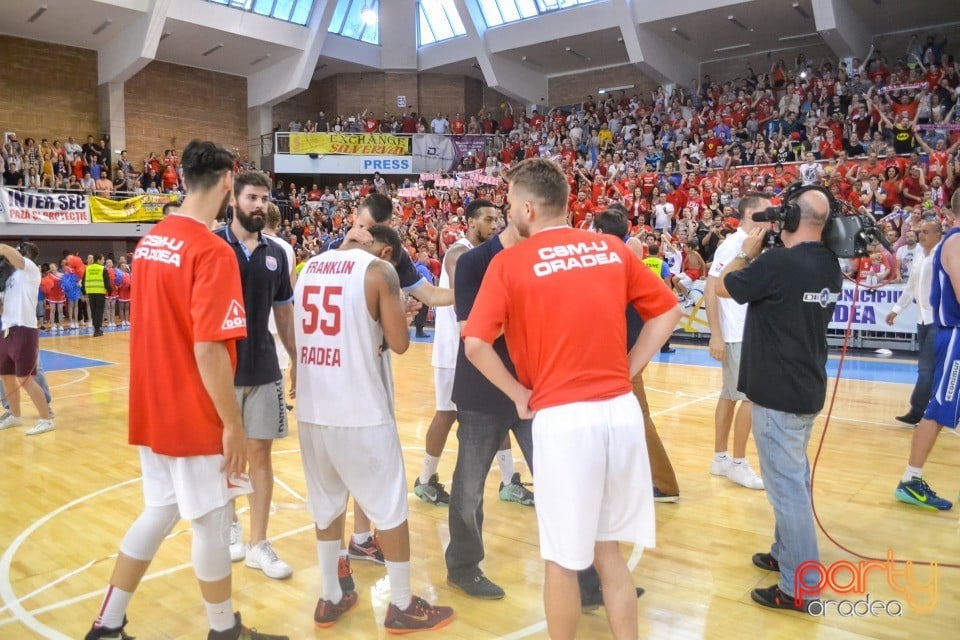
413, 473, 450, 505
499, 473, 534, 506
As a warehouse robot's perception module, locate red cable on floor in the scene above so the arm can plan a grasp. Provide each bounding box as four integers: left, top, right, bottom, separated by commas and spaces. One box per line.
810, 275, 960, 570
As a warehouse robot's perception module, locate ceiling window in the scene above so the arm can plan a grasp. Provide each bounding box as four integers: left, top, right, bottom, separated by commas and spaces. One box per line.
206, 0, 316, 26
418, 0, 467, 47
328, 0, 380, 45
478, 0, 600, 27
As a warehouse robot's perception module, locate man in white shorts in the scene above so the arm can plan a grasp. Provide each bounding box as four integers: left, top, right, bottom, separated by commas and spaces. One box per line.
703, 194, 770, 490
464, 158, 680, 639
215, 171, 297, 578
414, 198, 532, 507
84, 140, 285, 640
294, 224, 454, 633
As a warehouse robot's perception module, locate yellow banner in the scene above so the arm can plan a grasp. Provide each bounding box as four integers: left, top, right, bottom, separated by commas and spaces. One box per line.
289, 133, 410, 156
89, 194, 178, 223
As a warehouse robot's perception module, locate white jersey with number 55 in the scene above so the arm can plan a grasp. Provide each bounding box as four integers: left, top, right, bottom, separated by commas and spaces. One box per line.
294, 248, 393, 427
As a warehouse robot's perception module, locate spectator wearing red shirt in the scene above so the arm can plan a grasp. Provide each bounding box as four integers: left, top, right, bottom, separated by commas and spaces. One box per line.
450, 113, 466, 135
463, 158, 680, 640
570, 190, 595, 227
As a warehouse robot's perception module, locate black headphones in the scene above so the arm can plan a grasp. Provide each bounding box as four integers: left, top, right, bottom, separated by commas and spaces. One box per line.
777, 183, 838, 233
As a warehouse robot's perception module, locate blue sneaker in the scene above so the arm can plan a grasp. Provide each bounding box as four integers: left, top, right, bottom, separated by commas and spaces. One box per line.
894, 478, 953, 511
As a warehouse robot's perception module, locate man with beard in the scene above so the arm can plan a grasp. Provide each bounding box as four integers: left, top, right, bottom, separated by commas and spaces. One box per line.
215, 171, 297, 579
85, 140, 286, 640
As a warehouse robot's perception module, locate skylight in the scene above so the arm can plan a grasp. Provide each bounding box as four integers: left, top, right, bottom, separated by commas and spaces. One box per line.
418, 0, 467, 47
477, 0, 600, 27
206, 0, 316, 26
328, 0, 380, 45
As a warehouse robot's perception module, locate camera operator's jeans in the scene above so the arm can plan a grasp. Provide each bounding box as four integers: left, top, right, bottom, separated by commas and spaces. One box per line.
445, 408, 533, 582
751, 403, 820, 598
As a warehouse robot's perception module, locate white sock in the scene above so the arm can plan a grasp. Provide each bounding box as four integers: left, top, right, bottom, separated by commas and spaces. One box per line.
902, 465, 923, 483
204, 598, 235, 632
732, 457, 746, 465
94, 585, 133, 630
317, 540, 344, 603
714, 452, 729, 462
385, 560, 412, 609
419, 454, 440, 485
352, 531, 372, 545
339, 548, 349, 558
496, 448, 515, 485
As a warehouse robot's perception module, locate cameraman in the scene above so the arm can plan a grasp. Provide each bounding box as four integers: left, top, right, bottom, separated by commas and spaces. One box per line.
0, 242, 55, 435
716, 187, 842, 611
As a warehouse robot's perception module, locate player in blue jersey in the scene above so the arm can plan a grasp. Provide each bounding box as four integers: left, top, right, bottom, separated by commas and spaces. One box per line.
894, 191, 960, 512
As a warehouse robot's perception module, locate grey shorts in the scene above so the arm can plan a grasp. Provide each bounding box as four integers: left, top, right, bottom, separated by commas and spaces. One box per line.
235, 380, 288, 440
720, 342, 748, 402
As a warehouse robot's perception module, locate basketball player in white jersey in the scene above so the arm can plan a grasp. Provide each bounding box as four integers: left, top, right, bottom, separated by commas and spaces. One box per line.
414, 199, 533, 506
262, 203, 296, 376
295, 224, 455, 633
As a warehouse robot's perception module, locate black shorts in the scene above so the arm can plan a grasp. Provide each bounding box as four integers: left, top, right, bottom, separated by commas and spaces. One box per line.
0, 326, 39, 377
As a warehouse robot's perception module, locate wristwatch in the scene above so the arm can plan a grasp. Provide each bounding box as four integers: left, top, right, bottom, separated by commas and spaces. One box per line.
736, 250, 752, 263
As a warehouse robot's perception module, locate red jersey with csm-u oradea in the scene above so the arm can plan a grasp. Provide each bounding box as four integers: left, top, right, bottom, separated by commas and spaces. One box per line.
463, 226, 677, 410
128, 213, 247, 456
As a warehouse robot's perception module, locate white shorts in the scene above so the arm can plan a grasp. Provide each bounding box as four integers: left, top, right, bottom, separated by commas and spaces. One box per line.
299, 422, 408, 531
721, 341, 748, 402
532, 392, 656, 570
678, 273, 694, 290
139, 446, 251, 520
433, 367, 456, 412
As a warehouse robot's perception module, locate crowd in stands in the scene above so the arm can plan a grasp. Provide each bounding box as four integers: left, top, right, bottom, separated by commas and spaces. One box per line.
6, 32, 960, 294
272, 33, 960, 288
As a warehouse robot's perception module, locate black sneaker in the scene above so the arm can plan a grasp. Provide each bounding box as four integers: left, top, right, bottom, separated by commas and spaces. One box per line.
653, 487, 679, 503
750, 584, 814, 613
752, 552, 780, 572
895, 411, 922, 426
581, 587, 645, 612
446, 573, 505, 600
207, 612, 289, 640
85, 616, 135, 640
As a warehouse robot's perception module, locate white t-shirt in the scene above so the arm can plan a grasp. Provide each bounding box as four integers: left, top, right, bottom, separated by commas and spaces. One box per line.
708, 229, 748, 342
896, 244, 923, 280
431, 118, 450, 134
265, 233, 296, 335
653, 203, 675, 231
2, 258, 41, 329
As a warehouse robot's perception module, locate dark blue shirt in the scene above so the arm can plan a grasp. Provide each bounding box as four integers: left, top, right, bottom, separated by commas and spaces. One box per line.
214, 225, 294, 386
451, 235, 517, 414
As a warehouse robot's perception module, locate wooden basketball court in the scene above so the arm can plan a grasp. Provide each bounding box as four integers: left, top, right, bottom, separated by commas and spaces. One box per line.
0, 330, 957, 639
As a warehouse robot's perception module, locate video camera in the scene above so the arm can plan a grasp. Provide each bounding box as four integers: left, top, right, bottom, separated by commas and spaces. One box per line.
751, 184, 888, 258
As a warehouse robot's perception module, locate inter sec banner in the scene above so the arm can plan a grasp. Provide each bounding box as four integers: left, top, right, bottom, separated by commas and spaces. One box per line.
0, 188, 90, 224
89, 194, 177, 223
289, 133, 409, 155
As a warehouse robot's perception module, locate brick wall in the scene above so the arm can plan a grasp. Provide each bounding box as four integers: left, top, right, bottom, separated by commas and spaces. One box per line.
548, 64, 660, 109
0, 35, 100, 143
124, 61, 247, 164
273, 72, 497, 122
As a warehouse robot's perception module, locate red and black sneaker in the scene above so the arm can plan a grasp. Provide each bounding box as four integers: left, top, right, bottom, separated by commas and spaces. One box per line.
348, 534, 385, 564
750, 584, 814, 613
751, 552, 780, 572
314, 591, 358, 628
384, 595, 454, 634
338, 556, 355, 592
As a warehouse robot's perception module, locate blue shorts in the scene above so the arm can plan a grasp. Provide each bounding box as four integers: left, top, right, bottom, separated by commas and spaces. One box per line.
923, 327, 960, 429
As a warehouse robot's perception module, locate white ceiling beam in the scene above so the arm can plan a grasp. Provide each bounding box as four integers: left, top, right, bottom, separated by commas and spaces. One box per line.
165, 0, 310, 48
613, 0, 699, 85
97, 0, 171, 84
379, 0, 417, 70
812, 0, 871, 59
632, 0, 749, 23
247, 0, 337, 108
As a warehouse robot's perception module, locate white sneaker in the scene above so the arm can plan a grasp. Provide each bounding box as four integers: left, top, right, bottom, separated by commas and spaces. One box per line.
727, 460, 765, 490
245, 540, 292, 579
229, 520, 245, 562
26, 418, 55, 436
709, 457, 731, 477
0, 415, 23, 430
